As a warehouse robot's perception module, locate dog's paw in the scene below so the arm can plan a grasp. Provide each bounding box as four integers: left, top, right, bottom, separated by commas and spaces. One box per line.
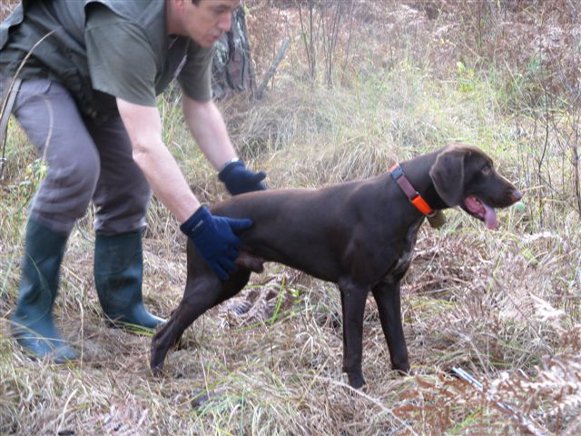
150, 365, 164, 378
149, 352, 166, 377
392, 363, 412, 376
347, 372, 366, 389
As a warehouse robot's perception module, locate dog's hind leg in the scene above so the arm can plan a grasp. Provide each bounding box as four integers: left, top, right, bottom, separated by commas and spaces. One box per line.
338, 277, 370, 389
150, 270, 251, 375
372, 280, 410, 374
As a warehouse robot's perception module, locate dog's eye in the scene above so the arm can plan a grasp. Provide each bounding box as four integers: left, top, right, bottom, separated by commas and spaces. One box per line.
482, 164, 492, 175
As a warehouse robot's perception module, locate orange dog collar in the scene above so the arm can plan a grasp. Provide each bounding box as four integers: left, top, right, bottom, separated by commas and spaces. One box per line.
390, 164, 435, 216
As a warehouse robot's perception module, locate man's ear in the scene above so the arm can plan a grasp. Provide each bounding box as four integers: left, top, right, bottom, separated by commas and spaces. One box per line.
429, 147, 467, 207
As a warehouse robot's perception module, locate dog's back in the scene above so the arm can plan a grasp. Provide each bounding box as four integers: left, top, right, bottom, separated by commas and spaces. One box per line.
210, 176, 408, 282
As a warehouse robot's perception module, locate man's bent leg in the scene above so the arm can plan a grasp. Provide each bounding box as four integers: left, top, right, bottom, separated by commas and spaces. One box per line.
11, 79, 100, 233
7, 78, 100, 361
12, 219, 77, 362
94, 230, 165, 330
88, 116, 165, 330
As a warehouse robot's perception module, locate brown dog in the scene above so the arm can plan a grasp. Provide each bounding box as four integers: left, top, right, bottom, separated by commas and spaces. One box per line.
151, 144, 522, 388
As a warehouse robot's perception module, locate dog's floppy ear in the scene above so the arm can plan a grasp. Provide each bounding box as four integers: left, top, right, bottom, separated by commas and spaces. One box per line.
429, 147, 467, 206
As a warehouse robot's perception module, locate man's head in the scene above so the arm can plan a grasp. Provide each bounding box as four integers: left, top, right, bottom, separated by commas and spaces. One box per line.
167, 0, 241, 48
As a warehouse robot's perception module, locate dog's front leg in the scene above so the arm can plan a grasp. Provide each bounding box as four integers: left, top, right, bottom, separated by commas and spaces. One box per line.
338, 278, 369, 389
372, 280, 410, 374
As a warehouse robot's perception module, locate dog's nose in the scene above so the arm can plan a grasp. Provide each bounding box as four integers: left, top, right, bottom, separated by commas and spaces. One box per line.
511, 190, 523, 203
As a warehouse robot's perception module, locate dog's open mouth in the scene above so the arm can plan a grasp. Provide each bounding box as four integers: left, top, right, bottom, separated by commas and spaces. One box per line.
463, 195, 498, 229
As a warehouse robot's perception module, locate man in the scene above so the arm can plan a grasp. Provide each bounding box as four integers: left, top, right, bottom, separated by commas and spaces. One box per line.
0, 0, 265, 363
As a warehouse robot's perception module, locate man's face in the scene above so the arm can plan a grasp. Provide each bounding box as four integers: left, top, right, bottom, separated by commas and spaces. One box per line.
180, 0, 241, 48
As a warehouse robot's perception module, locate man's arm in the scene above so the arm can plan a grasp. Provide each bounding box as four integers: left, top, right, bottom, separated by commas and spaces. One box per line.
116, 97, 253, 280
182, 96, 237, 170
116, 98, 200, 223
183, 96, 266, 195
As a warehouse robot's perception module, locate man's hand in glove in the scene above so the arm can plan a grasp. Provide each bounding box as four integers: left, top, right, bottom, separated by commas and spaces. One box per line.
180, 206, 252, 280
219, 159, 266, 195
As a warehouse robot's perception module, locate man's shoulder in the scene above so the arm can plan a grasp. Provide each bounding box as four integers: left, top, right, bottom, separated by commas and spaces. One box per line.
86, 0, 167, 54
87, 0, 164, 26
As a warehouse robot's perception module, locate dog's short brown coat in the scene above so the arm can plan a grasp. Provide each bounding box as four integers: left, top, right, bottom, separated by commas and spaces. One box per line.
151, 144, 522, 388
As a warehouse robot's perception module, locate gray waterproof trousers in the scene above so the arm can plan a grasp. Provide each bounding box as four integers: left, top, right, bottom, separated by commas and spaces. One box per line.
1, 77, 151, 235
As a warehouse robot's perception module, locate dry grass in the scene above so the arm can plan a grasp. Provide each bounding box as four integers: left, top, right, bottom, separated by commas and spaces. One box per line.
1, 1, 580, 434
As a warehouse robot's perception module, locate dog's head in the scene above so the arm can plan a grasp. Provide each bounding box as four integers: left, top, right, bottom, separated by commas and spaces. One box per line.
429, 144, 522, 229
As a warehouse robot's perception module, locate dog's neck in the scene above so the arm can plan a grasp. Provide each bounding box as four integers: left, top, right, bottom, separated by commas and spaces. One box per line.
398, 150, 449, 211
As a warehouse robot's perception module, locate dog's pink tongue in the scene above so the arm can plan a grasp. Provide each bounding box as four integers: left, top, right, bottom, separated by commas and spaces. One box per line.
483, 204, 498, 230
465, 196, 499, 230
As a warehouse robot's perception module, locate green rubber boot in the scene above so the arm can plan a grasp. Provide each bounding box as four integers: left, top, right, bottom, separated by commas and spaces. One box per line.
94, 230, 165, 331
11, 219, 78, 363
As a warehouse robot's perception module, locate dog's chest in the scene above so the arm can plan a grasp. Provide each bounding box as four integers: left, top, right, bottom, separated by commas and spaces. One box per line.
383, 220, 422, 281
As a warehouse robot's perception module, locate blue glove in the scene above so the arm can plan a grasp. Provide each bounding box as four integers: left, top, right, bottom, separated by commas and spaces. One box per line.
180, 206, 253, 280
219, 159, 267, 195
